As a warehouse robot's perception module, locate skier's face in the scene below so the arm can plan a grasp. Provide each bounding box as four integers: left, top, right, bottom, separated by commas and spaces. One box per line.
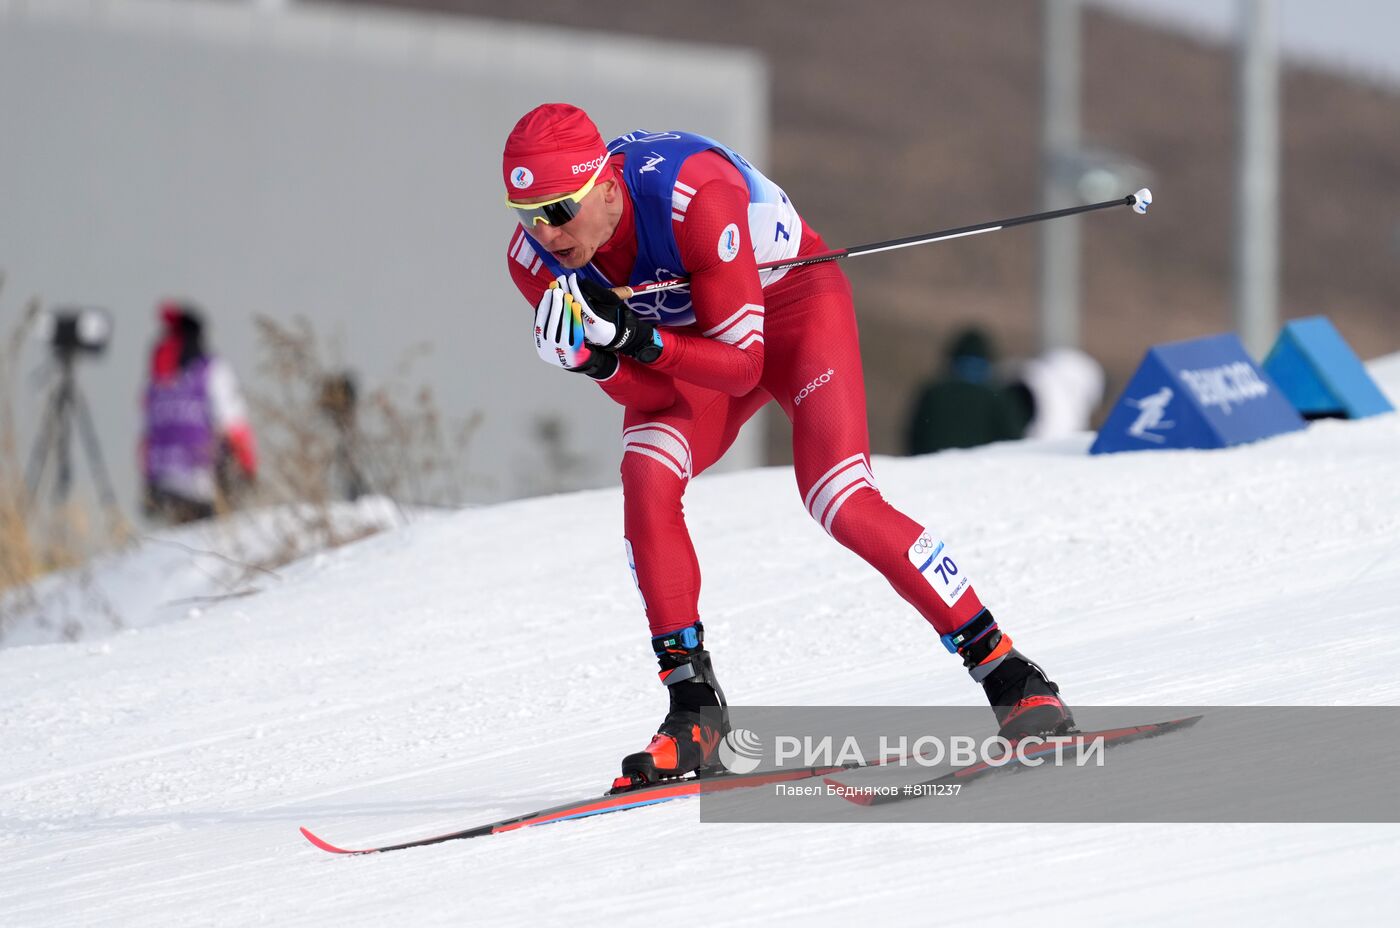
520, 177, 623, 269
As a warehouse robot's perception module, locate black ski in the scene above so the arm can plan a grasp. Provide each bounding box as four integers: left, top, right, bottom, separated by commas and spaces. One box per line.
302, 752, 907, 855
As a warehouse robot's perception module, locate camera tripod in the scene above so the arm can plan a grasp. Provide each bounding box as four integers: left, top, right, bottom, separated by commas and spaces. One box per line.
25, 351, 118, 508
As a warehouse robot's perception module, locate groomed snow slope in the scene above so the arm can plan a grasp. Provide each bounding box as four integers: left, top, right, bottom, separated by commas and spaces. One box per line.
3, 357, 1399, 926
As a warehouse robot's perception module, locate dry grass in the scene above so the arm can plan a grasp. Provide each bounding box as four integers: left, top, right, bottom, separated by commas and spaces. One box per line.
1, 285, 483, 643
0, 287, 44, 593
212, 314, 483, 578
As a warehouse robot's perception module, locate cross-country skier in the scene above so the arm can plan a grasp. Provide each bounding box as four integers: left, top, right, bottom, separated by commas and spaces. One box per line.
502, 103, 1073, 788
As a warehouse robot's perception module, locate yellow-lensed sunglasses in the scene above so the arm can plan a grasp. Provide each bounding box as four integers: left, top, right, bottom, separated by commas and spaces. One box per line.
506, 159, 610, 228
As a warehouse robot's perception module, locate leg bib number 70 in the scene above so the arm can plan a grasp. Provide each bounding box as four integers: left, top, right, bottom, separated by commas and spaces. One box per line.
908, 530, 971, 608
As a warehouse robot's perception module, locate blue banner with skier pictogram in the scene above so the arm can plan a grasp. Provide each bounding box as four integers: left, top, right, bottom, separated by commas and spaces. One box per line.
1090, 333, 1306, 454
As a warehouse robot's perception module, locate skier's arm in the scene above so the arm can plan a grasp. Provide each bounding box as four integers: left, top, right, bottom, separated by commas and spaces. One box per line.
643, 175, 766, 397
507, 230, 677, 412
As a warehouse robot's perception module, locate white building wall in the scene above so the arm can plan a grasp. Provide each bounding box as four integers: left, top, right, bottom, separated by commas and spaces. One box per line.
0, 0, 768, 515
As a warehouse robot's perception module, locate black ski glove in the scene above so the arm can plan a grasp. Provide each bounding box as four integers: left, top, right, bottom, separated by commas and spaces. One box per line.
565, 273, 665, 364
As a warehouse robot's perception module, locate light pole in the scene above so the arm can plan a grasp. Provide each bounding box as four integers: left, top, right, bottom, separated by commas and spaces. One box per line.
1234, 0, 1280, 358
1039, 0, 1083, 352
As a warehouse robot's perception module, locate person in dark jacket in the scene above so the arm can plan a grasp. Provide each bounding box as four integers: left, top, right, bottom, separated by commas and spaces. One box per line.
905, 326, 1025, 455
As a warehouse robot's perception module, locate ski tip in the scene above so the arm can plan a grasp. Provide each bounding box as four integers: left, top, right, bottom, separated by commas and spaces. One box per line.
300, 826, 363, 855
822, 777, 876, 806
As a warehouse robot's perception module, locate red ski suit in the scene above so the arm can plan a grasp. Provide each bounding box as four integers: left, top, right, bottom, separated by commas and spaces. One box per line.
508, 150, 986, 637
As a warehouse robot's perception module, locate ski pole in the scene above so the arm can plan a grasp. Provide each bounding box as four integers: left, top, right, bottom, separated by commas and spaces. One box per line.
612, 187, 1153, 300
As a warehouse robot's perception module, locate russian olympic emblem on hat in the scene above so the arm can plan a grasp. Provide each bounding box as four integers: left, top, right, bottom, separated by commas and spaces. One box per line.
718, 223, 741, 263
510, 167, 535, 190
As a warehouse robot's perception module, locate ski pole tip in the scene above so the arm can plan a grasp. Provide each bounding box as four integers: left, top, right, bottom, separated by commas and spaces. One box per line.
1130, 187, 1153, 214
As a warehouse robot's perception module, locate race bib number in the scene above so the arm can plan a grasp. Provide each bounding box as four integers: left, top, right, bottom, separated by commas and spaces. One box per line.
907, 530, 971, 607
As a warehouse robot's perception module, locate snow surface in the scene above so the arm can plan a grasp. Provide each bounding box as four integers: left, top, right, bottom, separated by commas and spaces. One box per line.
2, 357, 1399, 926
0, 498, 407, 648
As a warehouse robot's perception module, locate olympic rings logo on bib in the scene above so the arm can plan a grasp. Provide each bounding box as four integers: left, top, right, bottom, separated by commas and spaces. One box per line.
907, 529, 971, 607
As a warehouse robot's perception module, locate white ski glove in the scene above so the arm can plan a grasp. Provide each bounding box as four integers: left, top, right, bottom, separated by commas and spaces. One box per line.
533, 281, 617, 378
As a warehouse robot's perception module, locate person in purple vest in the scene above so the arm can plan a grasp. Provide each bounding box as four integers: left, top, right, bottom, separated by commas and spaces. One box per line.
140, 302, 258, 524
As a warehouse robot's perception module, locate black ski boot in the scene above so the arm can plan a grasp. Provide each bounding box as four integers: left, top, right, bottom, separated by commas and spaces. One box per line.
943, 609, 1075, 740
613, 622, 729, 792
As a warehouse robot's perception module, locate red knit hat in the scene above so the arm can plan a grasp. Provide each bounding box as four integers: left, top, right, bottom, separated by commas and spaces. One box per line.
502, 103, 610, 200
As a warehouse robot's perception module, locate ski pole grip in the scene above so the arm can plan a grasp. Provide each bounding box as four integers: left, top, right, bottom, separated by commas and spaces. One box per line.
610, 285, 635, 300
